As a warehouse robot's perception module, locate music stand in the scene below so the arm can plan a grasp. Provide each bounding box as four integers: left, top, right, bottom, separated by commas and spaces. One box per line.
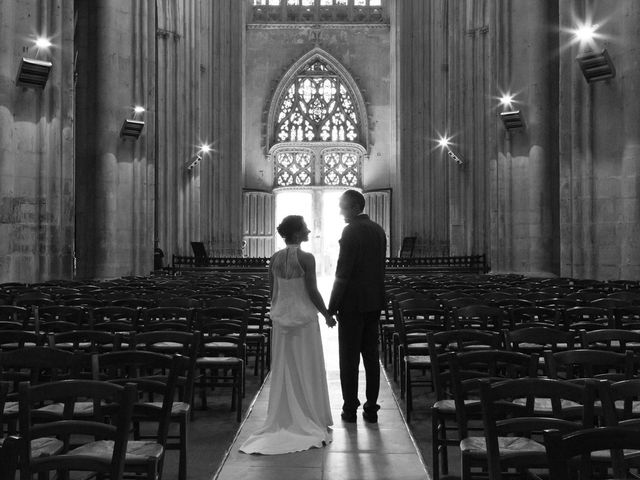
191, 242, 208, 266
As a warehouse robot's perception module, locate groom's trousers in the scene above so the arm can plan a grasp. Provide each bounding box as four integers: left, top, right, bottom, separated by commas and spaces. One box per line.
338, 310, 380, 413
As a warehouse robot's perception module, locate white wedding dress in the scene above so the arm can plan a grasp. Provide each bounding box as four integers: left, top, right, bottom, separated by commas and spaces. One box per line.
239, 244, 333, 455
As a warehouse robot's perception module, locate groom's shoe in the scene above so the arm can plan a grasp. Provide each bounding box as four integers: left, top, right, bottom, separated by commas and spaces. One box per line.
362, 403, 380, 423
362, 410, 378, 423
341, 410, 357, 423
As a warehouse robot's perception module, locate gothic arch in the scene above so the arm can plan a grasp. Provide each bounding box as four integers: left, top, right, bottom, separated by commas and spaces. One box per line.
266, 47, 370, 153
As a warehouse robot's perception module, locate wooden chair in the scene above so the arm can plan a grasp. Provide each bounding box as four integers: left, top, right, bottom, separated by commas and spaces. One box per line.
91, 351, 185, 480
452, 304, 506, 331
564, 306, 615, 331
47, 329, 122, 353
544, 426, 640, 480
396, 303, 447, 420
479, 377, 598, 480
17, 379, 136, 480
91, 305, 139, 333
508, 306, 562, 329
581, 329, 640, 354
37, 305, 87, 333
427, 330, 504, 480
131, 331, 201, 480
195, 306, 247, 421
452, 350, 540, 480
545, 349, 635, 382
505, 326, 576, 373
139, 306, 194, 332
0, 306, 30, 329
0, 330, 42, 350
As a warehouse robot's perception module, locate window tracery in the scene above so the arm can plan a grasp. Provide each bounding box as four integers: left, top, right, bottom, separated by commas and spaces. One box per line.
275, 60, 360, 144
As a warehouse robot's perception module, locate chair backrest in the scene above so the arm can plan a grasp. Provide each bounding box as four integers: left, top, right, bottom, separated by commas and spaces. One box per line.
451, 304, 506, 330
0, 330, 43, 349
0, 305, 30, 328
92, 352, 185, 447
450, 349, 539, 438
481, 377, 598, 480
545, 349, 635, 381
563, 306, 614, 330
508, 306, 561, 329
196, 307, 248, 357
0, 347, 89, 386
505, 326, 576, 355
90, 306, 139, 333
131, 331, 201, 404
37, 305, 87, 333
580, 328, 640, 353
48, 329, 121, 353
544, 426, 640, 480
140, 306, 194, 332
18, 379, 136, 480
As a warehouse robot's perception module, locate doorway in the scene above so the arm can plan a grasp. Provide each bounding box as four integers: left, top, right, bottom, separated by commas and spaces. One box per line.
274, 187, 349, 275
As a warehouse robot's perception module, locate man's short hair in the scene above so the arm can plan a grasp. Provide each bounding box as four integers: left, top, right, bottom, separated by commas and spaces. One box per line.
342, 190, 365, 213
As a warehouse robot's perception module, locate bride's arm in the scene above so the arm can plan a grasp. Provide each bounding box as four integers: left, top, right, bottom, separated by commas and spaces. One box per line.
299, 252, 330, 317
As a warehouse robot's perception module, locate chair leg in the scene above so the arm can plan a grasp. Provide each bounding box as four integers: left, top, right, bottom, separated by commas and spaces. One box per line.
179, 416, 187, 480
405, 365, 411, 422
431, 413, 440, 480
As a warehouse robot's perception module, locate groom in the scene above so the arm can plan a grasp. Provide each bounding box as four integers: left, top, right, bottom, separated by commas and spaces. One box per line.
328, 190, 386, 423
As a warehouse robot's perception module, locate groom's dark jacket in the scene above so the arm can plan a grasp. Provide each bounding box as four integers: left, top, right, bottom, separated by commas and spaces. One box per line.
328, 214, 386, 314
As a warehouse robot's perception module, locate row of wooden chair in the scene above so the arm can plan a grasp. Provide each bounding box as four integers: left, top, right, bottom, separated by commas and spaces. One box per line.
0, 299, 269, 383
425, 329, 640, 480
1, 349, 188, 480
0, 326, 242, 480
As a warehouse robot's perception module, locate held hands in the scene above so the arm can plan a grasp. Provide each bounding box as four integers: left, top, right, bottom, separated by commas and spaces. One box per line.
324, 312, 337, 328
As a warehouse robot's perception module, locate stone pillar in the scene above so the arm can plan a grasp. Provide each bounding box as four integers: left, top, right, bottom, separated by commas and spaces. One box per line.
619, 1, 640, 279
75, 0, 155, 278
0, 0, 75, 283
494, 0, 559, 275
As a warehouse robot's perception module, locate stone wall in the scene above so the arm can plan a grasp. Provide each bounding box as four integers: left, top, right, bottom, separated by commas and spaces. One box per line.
0, 0, 75, 282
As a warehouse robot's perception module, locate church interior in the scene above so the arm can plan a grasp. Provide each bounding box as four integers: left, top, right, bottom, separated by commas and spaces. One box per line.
3, 1, 640, 479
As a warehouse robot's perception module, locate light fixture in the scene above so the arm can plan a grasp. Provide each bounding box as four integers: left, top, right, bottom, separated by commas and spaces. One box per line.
499, 93, 515, 109
500, 110, 525, 131
16, 58, 52, 88
133, 105, 146, 114
435, 135, 463, 165
35, 37, 52, 49
120, 119, 145, 139
576, 49, 615, 83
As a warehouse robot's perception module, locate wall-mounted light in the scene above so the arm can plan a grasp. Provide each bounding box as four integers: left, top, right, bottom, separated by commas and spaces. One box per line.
572, 22, 615, 83
17, 37, 54, 89
500, 111, 524, 131
436, 135, 463, 165
16, 58, 52, 88
120, 119, 145, 139
576, 49, 615, 83
185, 143, 213, 170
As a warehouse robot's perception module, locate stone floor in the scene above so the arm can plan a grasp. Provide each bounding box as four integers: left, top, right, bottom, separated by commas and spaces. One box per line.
159, 276, 458, 480
212, 322, 430, 480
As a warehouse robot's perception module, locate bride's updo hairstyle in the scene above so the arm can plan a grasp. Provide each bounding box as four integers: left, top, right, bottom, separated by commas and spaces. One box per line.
277, 215, 304, 244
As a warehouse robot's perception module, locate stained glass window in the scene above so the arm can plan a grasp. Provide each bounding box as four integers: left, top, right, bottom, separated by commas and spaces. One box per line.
322, 150, 360, 186
274, 59, 360, 145
274, 151, 313, 186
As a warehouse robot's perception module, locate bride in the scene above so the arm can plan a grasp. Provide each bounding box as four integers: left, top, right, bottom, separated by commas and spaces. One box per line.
239, 215, 336, 455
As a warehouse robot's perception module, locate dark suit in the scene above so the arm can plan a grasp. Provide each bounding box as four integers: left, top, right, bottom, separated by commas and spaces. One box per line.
328, 214, 386, 414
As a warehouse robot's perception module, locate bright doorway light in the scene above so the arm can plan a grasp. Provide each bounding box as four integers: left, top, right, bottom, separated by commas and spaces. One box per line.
320, 189, 348, 276
274, 190, 313, 251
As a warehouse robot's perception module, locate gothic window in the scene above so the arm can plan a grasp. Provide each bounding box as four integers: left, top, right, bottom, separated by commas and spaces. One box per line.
322, 149, 360, 186
275, 59, 360, 145
274, 150, 313, 186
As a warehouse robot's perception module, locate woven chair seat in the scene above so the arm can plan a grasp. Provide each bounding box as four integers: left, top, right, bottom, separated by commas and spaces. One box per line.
69, 439, 163, 463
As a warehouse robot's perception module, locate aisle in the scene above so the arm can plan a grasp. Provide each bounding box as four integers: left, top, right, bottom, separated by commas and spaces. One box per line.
212, 278, 430, 480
